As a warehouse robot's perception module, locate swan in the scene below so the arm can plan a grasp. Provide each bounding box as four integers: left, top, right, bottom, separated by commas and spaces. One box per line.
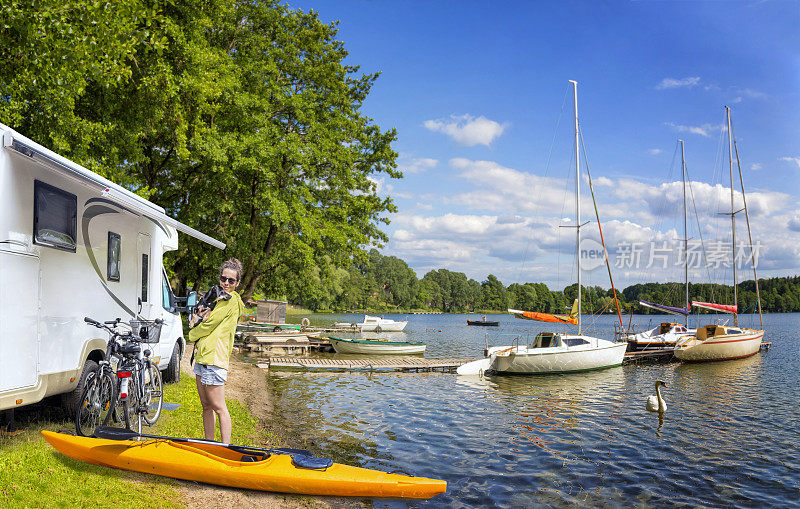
646, 380, 667, 413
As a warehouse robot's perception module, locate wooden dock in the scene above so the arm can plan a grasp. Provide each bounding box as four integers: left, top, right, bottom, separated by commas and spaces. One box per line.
259, 357, 474, 373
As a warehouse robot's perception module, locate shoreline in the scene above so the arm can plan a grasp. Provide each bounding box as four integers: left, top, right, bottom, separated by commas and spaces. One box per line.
177, 352, 365, 508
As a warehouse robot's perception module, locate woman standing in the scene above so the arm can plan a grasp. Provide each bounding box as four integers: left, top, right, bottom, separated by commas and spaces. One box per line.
189, 258, 246, 443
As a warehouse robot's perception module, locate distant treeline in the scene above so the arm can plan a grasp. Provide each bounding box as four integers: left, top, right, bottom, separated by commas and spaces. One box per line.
285, 249, 799, 314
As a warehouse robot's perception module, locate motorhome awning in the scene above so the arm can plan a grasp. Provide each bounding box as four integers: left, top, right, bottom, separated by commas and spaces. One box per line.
3, 129, 226, 249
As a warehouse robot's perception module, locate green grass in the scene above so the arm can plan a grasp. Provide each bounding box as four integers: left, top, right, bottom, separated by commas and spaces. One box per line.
0, 372, 271, 508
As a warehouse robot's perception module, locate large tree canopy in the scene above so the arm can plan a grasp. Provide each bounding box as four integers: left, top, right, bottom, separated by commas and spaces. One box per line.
1, 0, 399, 299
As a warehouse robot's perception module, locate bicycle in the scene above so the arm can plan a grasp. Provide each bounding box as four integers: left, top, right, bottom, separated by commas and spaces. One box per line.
76, 317, 164, 436
118, 318, 164, 434
75, 317, 126, 436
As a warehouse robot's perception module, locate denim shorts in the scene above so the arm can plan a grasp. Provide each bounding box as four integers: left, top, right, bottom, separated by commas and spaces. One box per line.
193, 362, 228, 386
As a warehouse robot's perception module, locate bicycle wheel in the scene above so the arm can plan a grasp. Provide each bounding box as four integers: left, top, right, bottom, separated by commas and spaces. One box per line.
142, 363, 163, 425
121, 370, 138, 430
75, 370, 116, 437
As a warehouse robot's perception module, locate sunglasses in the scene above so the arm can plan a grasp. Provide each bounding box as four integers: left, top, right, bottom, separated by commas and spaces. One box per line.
219, 276, 238, 284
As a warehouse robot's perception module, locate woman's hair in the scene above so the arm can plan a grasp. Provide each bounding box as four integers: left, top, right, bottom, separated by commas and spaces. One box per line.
219, 258, 244, 282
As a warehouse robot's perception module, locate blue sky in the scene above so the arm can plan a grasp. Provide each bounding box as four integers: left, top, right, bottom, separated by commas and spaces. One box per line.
287, 0, 800, 289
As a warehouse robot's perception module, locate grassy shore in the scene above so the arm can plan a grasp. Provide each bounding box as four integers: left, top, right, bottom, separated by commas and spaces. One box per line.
0, 372, 266, 508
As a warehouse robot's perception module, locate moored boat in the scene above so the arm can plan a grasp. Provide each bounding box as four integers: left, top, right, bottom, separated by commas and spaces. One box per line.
627, 321, 694, 350
674, 324, 763, 362
467, 319, 499, 326
457, 81, 626, 376
41, 430, 446, 499
674, 107, 764, 362
329, 336, 426, 355
489, 333, 627, 374
358, 315, 408, 332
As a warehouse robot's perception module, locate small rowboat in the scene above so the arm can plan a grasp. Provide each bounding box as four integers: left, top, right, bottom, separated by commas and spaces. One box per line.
466, 319, 499, 326
328, 336, 426, 355
41, 430, 446, 499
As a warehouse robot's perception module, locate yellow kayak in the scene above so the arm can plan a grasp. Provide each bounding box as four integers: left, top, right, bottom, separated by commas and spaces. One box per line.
41, 430, 446, 499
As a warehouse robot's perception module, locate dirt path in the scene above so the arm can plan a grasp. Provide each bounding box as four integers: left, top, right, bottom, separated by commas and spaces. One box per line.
175, 352, 363, 509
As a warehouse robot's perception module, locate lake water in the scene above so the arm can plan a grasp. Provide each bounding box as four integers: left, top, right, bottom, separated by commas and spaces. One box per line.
248, 313, 800, 507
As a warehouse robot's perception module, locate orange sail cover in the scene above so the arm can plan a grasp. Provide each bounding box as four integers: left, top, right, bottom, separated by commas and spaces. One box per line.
508, 300, 578, 325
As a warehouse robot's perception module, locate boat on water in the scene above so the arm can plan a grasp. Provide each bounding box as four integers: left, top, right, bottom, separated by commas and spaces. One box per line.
674, 107, 764, 363
359, 315, 408, 332
458, 81, 627, 375
334, 315, 408, 332
42, 430, 446, 499
329, 336, 426, 355
628, 322, 693, 350
467, 319, 499, 326
674, 323, 763, 362
486, 332, 627, 374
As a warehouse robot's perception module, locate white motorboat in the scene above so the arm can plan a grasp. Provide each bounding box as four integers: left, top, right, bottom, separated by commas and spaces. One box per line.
627, 322, 694, 350
357, 315, 408, 332
458, 81, 626, 376
328, 336, 425, 355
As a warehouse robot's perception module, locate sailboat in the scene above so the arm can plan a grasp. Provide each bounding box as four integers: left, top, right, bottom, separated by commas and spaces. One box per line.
629, 140, 696, 350
457, 80, 627, 375
674, 106, 764, 362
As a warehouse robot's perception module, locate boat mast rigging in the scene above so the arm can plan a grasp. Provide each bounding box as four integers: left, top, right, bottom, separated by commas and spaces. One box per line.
680, 139, 689, 328
570, 80, 582, 335
726, 106, 739, 327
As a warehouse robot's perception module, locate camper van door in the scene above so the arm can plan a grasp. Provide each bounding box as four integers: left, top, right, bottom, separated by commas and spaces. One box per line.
0, 249, 40, 391
136, 232, 160, 358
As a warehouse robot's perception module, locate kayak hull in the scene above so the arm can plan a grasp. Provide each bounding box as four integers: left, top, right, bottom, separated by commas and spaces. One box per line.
41, 431, 446, 499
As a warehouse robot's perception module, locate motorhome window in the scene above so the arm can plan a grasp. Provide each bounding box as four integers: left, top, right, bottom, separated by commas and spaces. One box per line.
33, 180, 77, 252
141, 254, 149, 302
107, 232, 121, 281
162, 272, 176, 312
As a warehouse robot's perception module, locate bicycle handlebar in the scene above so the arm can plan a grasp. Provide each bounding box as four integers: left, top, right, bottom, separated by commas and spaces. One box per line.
84, 317, 101, 327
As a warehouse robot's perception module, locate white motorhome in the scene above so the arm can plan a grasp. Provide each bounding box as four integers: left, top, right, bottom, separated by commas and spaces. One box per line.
0, 123, 224, 422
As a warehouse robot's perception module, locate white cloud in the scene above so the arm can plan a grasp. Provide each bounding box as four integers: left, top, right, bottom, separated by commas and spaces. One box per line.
789, 213, 800, 232
423, 114, 507, 146
400, 157, 438, 174
648, 148, 663, 155
381, 156, 800, 287
750, 163, 762, 171
656, 77, 701, 90
779, 156, 800, 169
664, 122, 725, 138
735, 88, 768, 101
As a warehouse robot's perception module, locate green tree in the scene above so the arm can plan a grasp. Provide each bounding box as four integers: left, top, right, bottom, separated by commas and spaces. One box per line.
481, 274, 508, 311
2, 1, 399, 301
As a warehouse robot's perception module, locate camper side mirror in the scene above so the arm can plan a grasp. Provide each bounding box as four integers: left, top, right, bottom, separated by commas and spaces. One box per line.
176, 291, 198, 314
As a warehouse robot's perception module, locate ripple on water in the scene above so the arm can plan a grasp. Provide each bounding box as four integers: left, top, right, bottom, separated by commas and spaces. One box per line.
261, 313, 800, 507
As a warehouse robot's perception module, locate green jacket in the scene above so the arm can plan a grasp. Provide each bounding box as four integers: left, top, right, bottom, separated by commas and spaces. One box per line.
188, 291, 245, 370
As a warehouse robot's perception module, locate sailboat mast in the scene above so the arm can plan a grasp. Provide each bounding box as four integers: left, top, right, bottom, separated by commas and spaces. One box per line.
726, 106, 739, 327
680, 139, 689, 328
732, 138, 764, 329
570, 80, 581, 334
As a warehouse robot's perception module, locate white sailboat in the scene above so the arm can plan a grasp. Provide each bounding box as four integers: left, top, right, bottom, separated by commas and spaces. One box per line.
674, 106, 764, 362
458, 80, 627, 376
